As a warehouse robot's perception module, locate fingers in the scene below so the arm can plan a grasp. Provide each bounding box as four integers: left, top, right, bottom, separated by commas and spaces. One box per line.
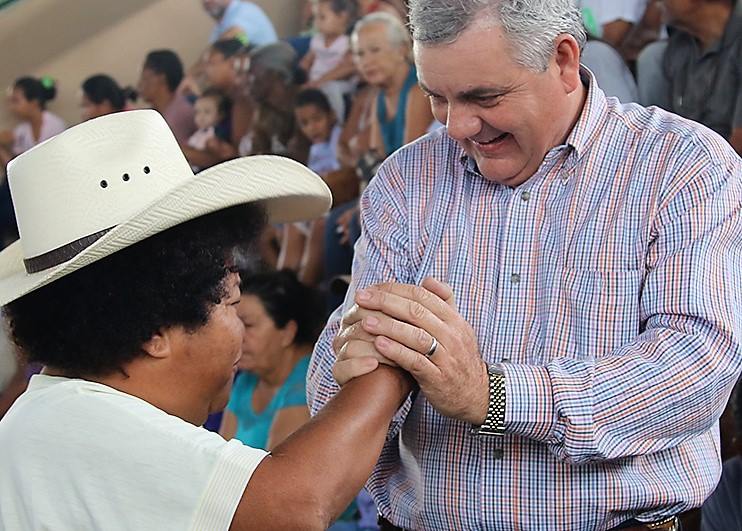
374, 335, 440, 381
421, 277, 456, 309
355, 287, 447, 338
333, 357, 379, 386
360, 313, 435, 356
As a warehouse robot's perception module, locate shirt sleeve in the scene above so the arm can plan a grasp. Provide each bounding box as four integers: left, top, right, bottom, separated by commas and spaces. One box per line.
189, 439, 268, 530
504, 136, 742, 464
307, 154, 416, 440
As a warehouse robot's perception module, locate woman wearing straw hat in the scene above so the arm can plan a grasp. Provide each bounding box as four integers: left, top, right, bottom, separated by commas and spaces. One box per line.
0, 109, 410, 530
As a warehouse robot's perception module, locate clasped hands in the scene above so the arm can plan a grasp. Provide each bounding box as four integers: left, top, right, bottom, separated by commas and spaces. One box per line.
332, 277, 489, 425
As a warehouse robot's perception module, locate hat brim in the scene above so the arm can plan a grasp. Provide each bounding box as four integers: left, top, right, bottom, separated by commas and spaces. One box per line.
0, 155, 332, 306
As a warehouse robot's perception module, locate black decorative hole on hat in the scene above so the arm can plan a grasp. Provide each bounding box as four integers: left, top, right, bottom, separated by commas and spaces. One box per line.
122, 173, 130, 182
143, 166, 151, 174
100, 180, 108, 189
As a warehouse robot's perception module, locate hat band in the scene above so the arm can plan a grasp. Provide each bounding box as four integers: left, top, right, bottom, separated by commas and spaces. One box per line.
23, 228, 113, 274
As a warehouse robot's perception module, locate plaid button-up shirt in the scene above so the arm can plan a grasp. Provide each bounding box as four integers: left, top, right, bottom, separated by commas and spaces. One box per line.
307, 74, 742, 531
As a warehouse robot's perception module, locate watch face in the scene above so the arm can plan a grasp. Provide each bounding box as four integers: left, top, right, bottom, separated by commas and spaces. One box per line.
488, 363, 505, 375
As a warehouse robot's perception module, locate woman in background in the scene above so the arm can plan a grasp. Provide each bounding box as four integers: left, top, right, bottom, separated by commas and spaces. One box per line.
0, 76, 66, 167
220, 269, 325, 450
80, 74, 137, 121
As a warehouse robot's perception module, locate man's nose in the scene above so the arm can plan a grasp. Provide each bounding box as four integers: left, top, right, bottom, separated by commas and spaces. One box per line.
444, 103, 481, 141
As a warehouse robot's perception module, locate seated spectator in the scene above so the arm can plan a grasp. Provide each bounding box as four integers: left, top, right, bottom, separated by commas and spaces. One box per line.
199, 39, 256, 157
353, 12, 434, 159
243, 42, 310, 162
322, 12, 434, 295
137, 49, 196, 144
300, 0, 359, 120
0, 76, 66, 167
203, 0, 278, 46
80, 74, 137, 121
219, 269, 324, 450
0, 76, 66, 242
656, 0, 742, 154
278, 88, 355, 287
185, 89, 232, 171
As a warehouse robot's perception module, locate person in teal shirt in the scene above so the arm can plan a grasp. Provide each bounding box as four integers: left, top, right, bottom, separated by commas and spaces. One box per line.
221, 269, 363, 528
221, 269, 325, 450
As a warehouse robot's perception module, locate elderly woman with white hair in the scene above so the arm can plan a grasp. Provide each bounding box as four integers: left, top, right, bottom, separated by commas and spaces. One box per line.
352, 12, 434, 159
326, 13, 436, 280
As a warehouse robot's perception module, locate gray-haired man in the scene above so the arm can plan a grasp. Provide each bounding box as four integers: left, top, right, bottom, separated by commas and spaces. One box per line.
308, 0, 742, 530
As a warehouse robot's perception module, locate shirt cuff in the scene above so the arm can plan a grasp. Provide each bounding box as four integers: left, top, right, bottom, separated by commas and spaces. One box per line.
501, 363, 557, 443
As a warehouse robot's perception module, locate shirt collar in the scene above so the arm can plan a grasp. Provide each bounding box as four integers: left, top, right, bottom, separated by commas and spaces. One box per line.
563, 66, 609, 159
458, 67, 607, 175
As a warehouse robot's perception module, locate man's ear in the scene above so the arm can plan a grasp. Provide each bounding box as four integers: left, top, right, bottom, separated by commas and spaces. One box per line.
141, 329, 175, 360
554, 34, 582, 94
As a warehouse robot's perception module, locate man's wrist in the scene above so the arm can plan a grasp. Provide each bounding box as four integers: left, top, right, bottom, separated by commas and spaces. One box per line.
471, 363, 506, 437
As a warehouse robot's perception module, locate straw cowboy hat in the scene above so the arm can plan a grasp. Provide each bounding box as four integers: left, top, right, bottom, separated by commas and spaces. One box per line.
0, 109, 331, 306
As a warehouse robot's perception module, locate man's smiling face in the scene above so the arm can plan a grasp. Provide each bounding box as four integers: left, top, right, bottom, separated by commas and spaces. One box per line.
415, 23, 579, 187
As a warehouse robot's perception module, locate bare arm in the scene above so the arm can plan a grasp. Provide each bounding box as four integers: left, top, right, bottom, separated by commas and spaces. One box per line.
618, 1, 664, 63
403, 85, 435, 144
219, 409, 238, 441
298, 217, 326, 288
266, 405, 311, 450
181, 145, 229, 169
601, 20, 634, 50
337, 87, 375, 168
231, 366, 412, 530
299, 50, 316, 75
277, 223, 306, 272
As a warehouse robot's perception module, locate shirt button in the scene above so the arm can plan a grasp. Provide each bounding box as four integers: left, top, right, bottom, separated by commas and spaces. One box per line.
521, 191, 531, 202
510, 273, 521, 284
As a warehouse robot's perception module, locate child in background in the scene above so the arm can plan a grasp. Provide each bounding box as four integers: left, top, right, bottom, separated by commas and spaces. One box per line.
277, 88, 344, 288
295, 88, 342, 175
186, 88, 231, 172
299, 0, 358, 120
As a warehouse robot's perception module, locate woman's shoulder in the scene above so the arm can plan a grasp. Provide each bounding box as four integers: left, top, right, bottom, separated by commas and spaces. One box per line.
286, 355, 311, 384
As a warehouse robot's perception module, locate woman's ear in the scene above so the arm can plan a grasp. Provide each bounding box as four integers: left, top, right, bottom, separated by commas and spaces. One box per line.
280, 320, 298, 348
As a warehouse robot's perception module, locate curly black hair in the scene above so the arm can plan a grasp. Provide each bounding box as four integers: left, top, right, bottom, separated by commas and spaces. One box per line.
240, 269, 327, 346
5, 204, 265, 377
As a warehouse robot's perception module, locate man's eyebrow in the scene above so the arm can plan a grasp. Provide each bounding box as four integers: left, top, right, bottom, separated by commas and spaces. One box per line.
418, 82, 510, 99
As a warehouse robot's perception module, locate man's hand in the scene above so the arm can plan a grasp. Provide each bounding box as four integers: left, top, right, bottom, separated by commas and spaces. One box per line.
332, 277, 489, 426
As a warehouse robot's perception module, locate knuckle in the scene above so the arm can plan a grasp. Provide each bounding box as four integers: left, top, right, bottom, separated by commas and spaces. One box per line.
409, 300, 427, 321
415, 327, 429, 348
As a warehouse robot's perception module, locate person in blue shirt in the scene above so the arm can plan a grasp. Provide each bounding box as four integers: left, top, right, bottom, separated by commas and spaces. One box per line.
202, 0, 278, 46
220, 269, 324, 449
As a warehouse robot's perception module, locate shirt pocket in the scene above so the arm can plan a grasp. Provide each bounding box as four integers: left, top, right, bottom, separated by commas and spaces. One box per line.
546, 269, 644, 360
